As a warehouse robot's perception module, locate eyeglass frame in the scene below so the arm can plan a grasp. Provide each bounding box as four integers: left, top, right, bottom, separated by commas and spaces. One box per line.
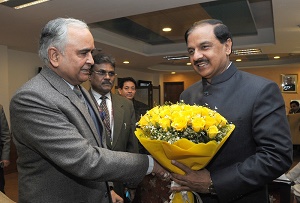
92, 70, 116, 77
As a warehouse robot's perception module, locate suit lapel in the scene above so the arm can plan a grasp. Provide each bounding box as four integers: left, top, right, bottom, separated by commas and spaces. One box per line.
40, 67, 103, 147
111, 94, 125, 148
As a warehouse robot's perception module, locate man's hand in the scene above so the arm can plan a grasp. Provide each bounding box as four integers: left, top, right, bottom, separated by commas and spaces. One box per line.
110, 190, 123, 203
170, 160, 211, 194
151, 160, 170, 181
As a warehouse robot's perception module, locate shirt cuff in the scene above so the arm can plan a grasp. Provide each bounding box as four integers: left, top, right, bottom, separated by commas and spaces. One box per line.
146, 155, 154, 175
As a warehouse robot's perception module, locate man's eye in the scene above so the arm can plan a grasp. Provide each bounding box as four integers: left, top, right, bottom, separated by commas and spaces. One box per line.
188, 50, 194, 55
80, 52, 89, 56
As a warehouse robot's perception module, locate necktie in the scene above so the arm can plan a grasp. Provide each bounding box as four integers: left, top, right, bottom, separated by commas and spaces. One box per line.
73, 85, 85, 104
100, 96, 112, 143
74, 86, 103, 142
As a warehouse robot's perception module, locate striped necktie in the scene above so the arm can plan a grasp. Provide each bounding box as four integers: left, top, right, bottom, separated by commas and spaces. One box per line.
100, 96, 112, 143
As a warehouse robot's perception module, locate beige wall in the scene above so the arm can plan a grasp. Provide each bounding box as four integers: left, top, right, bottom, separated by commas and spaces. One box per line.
242, 64, 300, 113
0, 46, 160, 120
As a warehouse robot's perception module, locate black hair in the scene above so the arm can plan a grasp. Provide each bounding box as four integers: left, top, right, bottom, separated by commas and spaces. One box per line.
184, 19, 232, 44
118, 77, 137, 88
91, 53, 115, 70
290, 100, 300, 106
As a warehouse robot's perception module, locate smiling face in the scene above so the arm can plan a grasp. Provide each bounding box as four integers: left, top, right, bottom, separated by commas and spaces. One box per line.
89, 63, 116, 95
186, 24, 232, 80
48, 26, 95, 85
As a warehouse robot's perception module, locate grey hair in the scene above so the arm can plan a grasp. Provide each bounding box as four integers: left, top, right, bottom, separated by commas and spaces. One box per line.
38, 18, 89, 65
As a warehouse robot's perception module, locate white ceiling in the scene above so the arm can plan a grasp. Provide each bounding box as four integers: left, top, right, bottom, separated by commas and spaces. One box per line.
0, 0, 300, 73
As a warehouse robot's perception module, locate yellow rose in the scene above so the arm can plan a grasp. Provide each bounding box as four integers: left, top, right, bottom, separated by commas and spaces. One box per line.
159, 106, 171, 118
171, 117, 188, 131
215, 113, 227, 127
204, 116, 217, 129
192, 106, 204, 116
191, 117, 206, 132
207, 125, 219, 139
159, 117, 171, 131
138, 115, 149, 127
170, 104, 182, 112
150, 114, 160, 125
201, 107, 210, 117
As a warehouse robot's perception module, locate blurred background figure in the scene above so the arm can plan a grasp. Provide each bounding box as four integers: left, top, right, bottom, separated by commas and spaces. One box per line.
118, 77, 149, 121
0, 104, 11, 193
89, 54, 138, 203
289, 101, 300, 114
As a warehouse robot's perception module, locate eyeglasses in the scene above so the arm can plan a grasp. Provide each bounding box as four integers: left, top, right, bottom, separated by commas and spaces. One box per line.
92, 70, 116, 77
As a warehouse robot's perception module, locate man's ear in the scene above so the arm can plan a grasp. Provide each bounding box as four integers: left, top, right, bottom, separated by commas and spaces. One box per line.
117, 88, 122, 95
48, 47, 60, 67
225, 38, 232, 56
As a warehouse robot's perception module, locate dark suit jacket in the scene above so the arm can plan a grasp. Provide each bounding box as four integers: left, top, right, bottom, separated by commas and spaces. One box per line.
10, 67, 148, 203
180, 64, 292, 203
0, 104, 10, 162
132, 99, 149, 121
89, 90, 139, 197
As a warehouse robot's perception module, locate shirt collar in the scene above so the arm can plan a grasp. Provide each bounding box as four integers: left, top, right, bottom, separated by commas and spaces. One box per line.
91, 88, 111, 101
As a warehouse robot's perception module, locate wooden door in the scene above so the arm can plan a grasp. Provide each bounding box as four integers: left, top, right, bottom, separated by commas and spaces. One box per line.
163, 82, 184, 104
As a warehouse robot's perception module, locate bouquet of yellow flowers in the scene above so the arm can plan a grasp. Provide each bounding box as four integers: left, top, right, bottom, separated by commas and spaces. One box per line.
135, 102, 235, 203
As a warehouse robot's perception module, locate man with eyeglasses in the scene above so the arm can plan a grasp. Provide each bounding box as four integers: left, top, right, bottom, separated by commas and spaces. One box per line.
89, 53, 139, 203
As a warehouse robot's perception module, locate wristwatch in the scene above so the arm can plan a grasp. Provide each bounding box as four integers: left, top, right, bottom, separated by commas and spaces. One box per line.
208, 179, 217, 195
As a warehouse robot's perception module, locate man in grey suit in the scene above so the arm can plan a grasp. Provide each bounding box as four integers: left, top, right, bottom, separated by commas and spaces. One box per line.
170, 19, 293, 202
10, 17, 169, 203
88, 53, 138, 202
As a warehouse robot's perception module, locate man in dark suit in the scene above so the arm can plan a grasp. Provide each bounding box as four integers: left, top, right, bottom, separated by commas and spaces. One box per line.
10, 17, 169, 203
0, 104, 11, 193
88, 53, 138, 202
117, 77, 149, 121
170, 19, 293, 202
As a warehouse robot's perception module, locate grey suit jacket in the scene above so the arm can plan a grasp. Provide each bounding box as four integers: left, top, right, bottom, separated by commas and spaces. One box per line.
180, 64, 292, 203
10, 67, 149, 203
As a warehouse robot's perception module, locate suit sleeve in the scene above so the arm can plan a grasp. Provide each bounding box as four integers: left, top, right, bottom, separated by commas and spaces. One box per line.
10, 88, 148, 185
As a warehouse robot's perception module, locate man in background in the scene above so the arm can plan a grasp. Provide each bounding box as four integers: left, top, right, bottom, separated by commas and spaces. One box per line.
170, 19, 292, 202
89, 53, 138, 202
289, 100, 300, 114
118, 77, 149, 121
0, 104, 10, 193
10, 17, 169, 203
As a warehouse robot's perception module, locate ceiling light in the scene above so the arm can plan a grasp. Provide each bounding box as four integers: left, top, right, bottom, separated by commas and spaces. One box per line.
14, 0, 50, 9
171, 72, 176, 74
236, 59, 242, 62
274, 56, 280, 59
232, 48, 262, 55
0, 0, 9, 3
186, 62, 191, 65
123, 61, 129, 64
162, 27, 172, 32
164, 55, 189, 60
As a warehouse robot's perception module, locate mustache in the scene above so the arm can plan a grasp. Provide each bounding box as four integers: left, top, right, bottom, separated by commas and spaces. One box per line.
102, 81, 113, 85
194, 59, 209, 65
